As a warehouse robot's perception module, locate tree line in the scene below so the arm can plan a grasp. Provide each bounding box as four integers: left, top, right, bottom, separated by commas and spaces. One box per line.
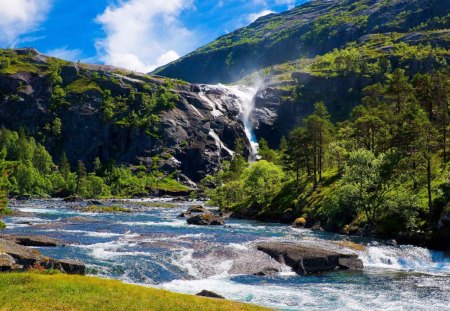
205, 67, 450, 238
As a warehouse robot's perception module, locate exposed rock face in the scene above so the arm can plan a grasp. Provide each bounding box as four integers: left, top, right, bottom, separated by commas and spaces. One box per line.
0, 239, 85, 274
257, 242, 363, 275
187, 214, 225, 226
196, 290, 225, 299
3, 235, 65, 247
0, 50, 252, 183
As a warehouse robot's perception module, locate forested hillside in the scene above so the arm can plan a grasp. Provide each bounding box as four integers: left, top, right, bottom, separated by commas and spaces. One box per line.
154, 0, 450, 83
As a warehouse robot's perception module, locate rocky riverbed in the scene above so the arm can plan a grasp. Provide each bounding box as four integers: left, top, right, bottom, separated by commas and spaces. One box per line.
2, 199, 450, 310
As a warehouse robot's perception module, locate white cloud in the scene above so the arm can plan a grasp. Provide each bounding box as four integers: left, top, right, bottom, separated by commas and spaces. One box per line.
95, 0, 195, 73
0, 0, 52, 46
275, 0, 297, 9
46, 47, 82, 62
247, 9, 275, 23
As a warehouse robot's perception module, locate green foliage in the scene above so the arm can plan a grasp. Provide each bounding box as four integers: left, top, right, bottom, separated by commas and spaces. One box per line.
207, 67, 450, 240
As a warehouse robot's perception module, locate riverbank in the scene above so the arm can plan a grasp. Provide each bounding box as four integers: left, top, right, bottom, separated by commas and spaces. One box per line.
0, 273, 267, 311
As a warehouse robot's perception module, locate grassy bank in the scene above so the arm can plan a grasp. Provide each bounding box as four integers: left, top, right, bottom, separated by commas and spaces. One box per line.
0, 273, 268, 311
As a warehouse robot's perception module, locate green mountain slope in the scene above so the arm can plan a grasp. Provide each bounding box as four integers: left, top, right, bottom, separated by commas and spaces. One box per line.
153, 0, 450, 84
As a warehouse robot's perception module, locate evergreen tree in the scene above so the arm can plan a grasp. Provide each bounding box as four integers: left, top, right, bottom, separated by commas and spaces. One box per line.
76, 160, 87, 196
384, 69, 414, 115
59, 152, 71, 180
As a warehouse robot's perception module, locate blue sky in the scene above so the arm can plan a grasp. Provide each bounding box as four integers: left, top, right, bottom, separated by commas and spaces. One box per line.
0, 0, 308, 72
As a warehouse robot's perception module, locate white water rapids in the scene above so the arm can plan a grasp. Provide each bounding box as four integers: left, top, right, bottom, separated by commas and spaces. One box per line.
6, 200, 450, 311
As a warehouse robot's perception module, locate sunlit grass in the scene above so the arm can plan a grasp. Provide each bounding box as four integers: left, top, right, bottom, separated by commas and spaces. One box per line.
0, 273, 268, 311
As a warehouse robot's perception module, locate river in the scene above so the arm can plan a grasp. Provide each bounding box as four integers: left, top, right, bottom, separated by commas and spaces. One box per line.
4, 199, 450, 311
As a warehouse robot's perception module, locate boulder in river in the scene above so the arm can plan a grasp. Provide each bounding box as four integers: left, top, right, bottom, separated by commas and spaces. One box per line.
187, 205, 209, 213
292, 217, 307, 228
187, 214, 225, 226
4, 235, 65, 247
257, 242, 363, 275
196, 290, 225, 299
57, 259, 86, 275
253, 267, 280, 276
63, 195, 83, 202
0, 239, 85, 275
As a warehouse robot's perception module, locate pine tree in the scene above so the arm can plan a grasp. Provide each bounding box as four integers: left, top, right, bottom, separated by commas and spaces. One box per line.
59, 152, 71, 180
384, 69, 413, 115
76, 160, 87, 196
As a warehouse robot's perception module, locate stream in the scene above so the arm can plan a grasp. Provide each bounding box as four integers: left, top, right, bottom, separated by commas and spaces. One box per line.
4, 199, 450, 311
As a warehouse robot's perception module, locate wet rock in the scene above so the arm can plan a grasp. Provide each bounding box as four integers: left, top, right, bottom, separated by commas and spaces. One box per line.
187, 205, 208, 213
0, 253, 15, 271
257, 242, 363, 275
187, 214, 225, 226
219, 211, 233, 219
4, 235, 65, 247
10, 211, 35, 218
87, 200, 103, 206
338, 258, 364, 271
62, 216, 99, 223
0, 239, 85, 275
253, 267, 280, 276
64, 195, 83, 203
178, 212, 191, 218
293, 217, 307, 228
15, 194, 31, 201
311, 221, 324, 232
196, 290, 225, 299
57, 259, 85, 275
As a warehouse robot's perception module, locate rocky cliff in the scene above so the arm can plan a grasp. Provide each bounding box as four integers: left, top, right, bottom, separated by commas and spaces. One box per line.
0, 48, 251, 183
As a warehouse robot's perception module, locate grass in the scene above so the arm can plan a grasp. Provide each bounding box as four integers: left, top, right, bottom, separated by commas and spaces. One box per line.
65, 78, 103, 94
84, 205, 131, 213
0, 273, 268, 311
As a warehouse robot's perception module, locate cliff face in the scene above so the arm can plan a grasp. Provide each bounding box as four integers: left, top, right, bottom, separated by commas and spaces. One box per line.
153, 0, 450, 84
0, 49, 250, 182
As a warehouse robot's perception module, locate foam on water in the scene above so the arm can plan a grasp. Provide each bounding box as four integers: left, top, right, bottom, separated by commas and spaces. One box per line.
5, 199, 450, 311
361, 243, 450, 275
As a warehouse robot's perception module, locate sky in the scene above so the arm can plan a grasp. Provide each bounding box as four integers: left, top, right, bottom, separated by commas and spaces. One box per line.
0, 0, 308, 73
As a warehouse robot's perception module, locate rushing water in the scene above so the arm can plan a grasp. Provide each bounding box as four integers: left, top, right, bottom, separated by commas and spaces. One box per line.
4, 199, 450, 311
221, 84, 260, 161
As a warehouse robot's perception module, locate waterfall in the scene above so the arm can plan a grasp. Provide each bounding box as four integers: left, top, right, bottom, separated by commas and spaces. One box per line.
220, 85, 259, 161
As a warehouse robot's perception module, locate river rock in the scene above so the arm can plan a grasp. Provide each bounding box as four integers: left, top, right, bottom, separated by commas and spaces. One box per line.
15, 194, 31, 201
187, 205, 208, 213
257, 242, 363, 275
196, 290, 225, 299
292, 217, 307, 228
338, 258, 364, 270
219, 211, 233, 219
187, 214, 225, 226
0, 253, 16, 271
4, 235, 65, 247
57, 259, 85, 275
253, 267, 280, 276
64, 195, 84, 203
178, 212, 192, 218
0, 239, 85, 274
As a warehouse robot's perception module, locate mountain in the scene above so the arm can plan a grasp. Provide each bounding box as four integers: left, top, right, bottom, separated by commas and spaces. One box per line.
0, 48, 252, 183
154, 0, 450, 84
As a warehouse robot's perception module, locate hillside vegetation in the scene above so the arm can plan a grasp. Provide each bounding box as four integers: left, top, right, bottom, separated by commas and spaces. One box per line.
154, 0, 450, 83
